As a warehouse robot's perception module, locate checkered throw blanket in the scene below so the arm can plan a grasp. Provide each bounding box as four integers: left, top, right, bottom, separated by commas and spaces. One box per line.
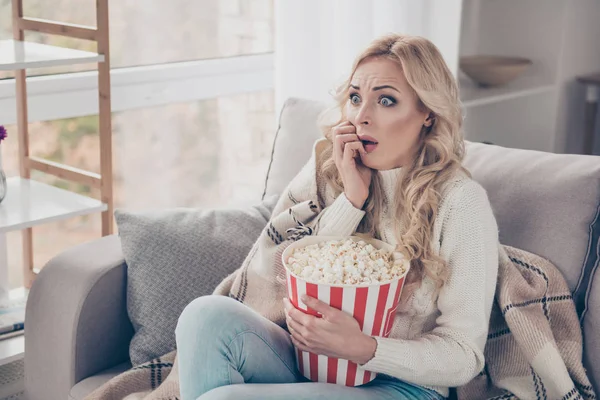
84, 244, 596, 400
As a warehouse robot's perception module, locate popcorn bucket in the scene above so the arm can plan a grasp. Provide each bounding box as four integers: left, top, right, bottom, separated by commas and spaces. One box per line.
281, 235, 410, 386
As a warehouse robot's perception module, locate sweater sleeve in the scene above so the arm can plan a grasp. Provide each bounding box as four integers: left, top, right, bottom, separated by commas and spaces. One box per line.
312, 191, 366, 236
359, 180, 500, 388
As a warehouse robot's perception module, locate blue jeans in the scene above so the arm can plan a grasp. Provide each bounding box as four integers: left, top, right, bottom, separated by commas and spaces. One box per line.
175, 295, 446, 400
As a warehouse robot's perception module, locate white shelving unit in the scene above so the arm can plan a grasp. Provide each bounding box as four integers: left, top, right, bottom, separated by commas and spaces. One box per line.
0, 0, 114, 371
456, 0, 600, 154
0, 39, 109, 306
0, 0, 114, 302
0, 39, 104, 71
460, 77, 556, 109
0, 178, 107, 233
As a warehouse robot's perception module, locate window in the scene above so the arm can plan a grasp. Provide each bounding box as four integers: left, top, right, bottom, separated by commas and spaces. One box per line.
1, 1, 275, 289
0, 0, 274, 78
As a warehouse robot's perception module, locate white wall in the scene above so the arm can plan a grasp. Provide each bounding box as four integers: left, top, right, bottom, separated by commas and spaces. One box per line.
274, 0, 463, 115
554, 0, 600, 155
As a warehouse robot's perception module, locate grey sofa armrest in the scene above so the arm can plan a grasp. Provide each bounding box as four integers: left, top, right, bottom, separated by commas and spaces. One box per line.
24, 235, 134, 400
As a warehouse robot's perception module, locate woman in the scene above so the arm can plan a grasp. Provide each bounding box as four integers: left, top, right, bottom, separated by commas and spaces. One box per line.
175, 33, 500, 400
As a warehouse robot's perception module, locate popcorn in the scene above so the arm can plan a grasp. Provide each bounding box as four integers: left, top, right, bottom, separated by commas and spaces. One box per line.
285, 238, 409, 285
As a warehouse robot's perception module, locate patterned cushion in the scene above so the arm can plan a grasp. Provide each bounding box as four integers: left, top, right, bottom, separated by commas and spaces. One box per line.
115, 196, 278, 366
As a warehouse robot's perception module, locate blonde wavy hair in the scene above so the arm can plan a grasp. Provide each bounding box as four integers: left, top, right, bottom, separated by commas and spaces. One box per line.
317, 33, 471, 301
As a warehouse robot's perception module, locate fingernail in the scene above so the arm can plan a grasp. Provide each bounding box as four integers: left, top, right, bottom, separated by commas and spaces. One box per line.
301, 294, 307, 301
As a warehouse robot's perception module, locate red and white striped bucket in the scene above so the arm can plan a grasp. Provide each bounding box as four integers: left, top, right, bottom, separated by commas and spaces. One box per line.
282, 235, 409, 386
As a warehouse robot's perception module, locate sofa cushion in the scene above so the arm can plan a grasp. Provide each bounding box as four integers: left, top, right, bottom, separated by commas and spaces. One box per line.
114, 195, 278, 366
462, 142, 600, 293
263, 97, 327, 200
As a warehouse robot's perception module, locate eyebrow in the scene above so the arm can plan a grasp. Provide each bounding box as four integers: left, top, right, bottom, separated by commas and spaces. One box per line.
350, 84, 401, 94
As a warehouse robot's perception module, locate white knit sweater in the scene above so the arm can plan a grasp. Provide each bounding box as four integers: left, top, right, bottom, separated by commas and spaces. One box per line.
213, 138, 500, 398
358, 166, 500, 397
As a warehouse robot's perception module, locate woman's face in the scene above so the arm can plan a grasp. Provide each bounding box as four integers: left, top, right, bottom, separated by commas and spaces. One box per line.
345, 56, 431, 170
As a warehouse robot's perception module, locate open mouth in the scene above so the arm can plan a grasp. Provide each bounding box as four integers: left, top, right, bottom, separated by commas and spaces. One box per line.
360, 138, 379, 153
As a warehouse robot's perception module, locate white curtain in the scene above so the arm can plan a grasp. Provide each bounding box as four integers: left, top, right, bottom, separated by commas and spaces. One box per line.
274, 0, 463, 113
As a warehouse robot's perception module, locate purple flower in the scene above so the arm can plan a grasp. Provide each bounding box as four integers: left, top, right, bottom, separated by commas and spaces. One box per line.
0, 126, 6, 142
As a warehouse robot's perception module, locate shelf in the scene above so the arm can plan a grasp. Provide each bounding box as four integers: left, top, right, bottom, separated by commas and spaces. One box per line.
0, 288, 28, 367
0, 334, 23, 367
7, 287, 28, 303
0, 177, 107, 234
0, 39, 104, 71
459, 76, 556, 108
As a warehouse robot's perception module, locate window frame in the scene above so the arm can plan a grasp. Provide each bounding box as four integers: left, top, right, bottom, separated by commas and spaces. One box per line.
0, 53, 274, 124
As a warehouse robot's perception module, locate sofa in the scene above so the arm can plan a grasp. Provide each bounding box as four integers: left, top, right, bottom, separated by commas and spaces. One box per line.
23, 98, 600, 400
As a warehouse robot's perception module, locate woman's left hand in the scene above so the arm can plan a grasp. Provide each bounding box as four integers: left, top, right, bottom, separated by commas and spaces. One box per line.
283, 295, 377, 364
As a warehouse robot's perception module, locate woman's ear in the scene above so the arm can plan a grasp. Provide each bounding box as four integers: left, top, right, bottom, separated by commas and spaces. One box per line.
423, 112, 435, 128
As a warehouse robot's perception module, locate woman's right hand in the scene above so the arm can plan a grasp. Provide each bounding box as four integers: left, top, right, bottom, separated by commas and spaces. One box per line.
332, 121, 374, 209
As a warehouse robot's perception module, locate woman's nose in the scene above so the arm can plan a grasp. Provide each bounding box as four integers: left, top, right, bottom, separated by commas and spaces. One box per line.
355, 104, 371, 126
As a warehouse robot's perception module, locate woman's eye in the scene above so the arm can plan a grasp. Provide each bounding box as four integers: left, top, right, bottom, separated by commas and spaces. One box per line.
379, 96, 396, 107
349, 93, 361, 105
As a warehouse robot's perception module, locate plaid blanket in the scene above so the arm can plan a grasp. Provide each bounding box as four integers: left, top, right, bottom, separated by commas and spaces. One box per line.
84, 244, 596, 400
